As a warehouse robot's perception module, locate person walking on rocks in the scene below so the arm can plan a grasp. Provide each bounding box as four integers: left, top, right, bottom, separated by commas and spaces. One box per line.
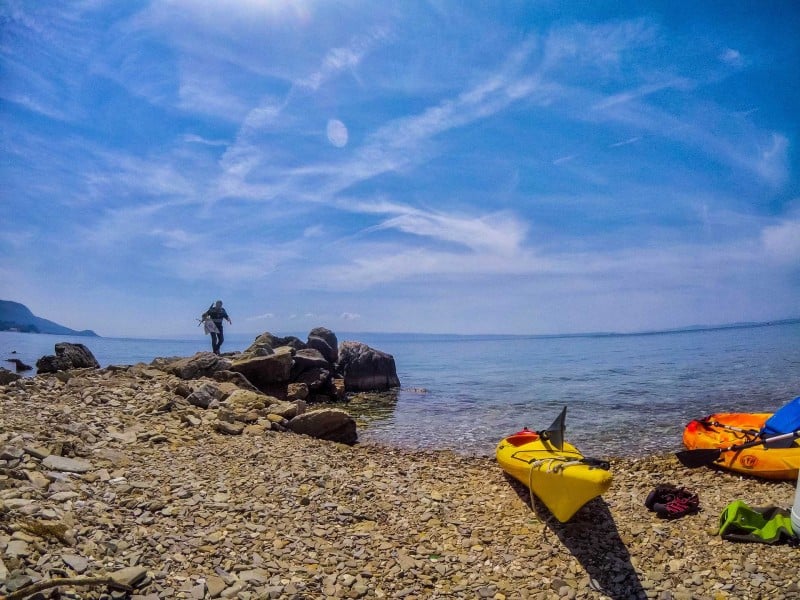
201, 300, 231, 355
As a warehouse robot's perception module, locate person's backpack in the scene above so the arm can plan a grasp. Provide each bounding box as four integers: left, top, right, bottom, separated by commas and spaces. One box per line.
760, 396, 800, 447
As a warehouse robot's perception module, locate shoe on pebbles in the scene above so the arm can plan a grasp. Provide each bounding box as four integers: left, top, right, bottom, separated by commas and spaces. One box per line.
650, 487, 700, 519
645, 483, 680, 511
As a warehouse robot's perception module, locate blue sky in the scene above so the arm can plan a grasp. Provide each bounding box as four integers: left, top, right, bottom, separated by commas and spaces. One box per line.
1, 1, 798, 338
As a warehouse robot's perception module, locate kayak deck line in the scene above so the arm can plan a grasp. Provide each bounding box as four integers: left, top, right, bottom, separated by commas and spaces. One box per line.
497, 431, 613, 522
510, 450, 585, 471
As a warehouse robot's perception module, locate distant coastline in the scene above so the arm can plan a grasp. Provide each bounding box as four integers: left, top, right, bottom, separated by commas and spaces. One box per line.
334, 316, 800, 342
0, 300, 98, 337
1, 295, 797, 342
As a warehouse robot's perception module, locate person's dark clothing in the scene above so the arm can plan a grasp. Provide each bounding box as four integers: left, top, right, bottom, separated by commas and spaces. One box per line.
202, 305, 230, 354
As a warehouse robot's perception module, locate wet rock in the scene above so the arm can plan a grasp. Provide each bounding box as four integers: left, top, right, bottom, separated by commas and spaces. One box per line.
337, 341, 400, 392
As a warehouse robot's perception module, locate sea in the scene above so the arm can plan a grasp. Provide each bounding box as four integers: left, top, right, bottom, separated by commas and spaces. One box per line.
2, 321, 799, 459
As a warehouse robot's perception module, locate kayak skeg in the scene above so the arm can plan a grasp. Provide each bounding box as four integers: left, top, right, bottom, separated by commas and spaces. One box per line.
496, 428, 613, 522
682, 413, 800, 480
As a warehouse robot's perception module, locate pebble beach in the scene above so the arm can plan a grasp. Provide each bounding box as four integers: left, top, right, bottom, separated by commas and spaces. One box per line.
1, 365, 798, 600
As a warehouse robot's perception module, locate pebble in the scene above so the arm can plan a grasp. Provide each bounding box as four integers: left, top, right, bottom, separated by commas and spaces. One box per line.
1, 365, 798, 599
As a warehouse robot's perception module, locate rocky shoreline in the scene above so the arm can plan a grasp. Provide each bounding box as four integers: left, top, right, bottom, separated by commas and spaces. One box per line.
2, 362, 799, 600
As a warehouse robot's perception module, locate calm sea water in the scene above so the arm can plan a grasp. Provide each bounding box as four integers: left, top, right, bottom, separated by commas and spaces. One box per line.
2, 322, 799, 459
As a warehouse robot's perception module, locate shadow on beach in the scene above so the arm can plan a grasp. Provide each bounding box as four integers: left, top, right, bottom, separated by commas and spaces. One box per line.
506, 475, 646, 600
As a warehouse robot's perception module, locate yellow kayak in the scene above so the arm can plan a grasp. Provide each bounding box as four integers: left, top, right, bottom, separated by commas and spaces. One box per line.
496, 423, 613, 522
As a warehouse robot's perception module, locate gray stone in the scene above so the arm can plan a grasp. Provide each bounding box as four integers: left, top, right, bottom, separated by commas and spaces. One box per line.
62, 552, 89, 573
42, 454, 94, 473
5, 539, 30, 558
187, 385, 218, 409
110, 566, 149, 588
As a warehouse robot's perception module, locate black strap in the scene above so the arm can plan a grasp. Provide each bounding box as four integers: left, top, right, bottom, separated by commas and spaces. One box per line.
581, 457, 610, 470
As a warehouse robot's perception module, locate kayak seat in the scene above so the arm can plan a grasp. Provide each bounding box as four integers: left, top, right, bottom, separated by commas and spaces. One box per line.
505, 428, 540, 447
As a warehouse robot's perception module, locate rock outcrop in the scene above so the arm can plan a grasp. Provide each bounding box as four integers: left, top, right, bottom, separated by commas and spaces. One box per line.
25, 328, 400, 447
35, 342, 100, 373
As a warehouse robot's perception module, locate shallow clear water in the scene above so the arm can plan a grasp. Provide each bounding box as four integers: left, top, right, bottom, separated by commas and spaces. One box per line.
2, 322, 799, 458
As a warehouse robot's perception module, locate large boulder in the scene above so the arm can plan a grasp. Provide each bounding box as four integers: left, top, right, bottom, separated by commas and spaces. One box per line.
337, 341, 400, 392
161, 352, 231, 380
228, 347, 293, 393
36, 343, 100, 374
244, 332, 305, 356
307, 327, 338, 364
288, 408, 357, 444
291, 348, 330, 372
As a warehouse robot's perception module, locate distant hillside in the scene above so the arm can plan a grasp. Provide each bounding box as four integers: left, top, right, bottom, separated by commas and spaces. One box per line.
0, 300, 99, 337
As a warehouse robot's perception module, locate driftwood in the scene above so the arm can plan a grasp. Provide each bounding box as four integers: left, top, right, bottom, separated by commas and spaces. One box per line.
0, 576, 132, 600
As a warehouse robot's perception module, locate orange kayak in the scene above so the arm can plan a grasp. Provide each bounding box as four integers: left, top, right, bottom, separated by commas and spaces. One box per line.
682, 413, 800, 480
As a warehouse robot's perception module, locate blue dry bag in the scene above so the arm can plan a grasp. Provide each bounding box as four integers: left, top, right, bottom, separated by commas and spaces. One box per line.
760, 396, 800, 447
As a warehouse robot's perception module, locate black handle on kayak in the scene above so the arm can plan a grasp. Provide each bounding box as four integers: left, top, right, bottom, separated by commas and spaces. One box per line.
675, 428, 800, 468
581, 457, 611, 470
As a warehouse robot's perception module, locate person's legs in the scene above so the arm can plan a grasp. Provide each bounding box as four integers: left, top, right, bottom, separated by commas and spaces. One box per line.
210, 332, 221, 354
217, 326, 224, 352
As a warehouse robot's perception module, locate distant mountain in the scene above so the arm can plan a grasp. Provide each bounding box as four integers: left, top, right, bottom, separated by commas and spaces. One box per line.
0, 300, 99, 337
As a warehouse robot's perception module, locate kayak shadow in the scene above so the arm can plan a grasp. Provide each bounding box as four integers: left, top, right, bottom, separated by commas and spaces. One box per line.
544, 499, 647, 600
505, 475, 646, 600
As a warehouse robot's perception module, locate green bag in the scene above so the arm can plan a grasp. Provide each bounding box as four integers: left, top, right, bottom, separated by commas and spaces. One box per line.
718, 500, 798, 545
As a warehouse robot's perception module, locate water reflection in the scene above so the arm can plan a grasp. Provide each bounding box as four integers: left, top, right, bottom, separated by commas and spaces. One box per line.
344, 388, 429, 426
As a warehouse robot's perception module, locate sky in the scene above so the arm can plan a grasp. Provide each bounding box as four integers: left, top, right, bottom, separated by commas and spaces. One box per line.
1, 1, 799, 338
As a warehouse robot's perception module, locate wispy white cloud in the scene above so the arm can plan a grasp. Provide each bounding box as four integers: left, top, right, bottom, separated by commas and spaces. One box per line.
348, 202, 526, 255
247, 312, 275, 321
182, 134, 230, 146
553, 154, 578, 165
609, 136, 641, 148
719, 48, 745, 68
591, 79, 693, 111
761, 217, 800, 263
